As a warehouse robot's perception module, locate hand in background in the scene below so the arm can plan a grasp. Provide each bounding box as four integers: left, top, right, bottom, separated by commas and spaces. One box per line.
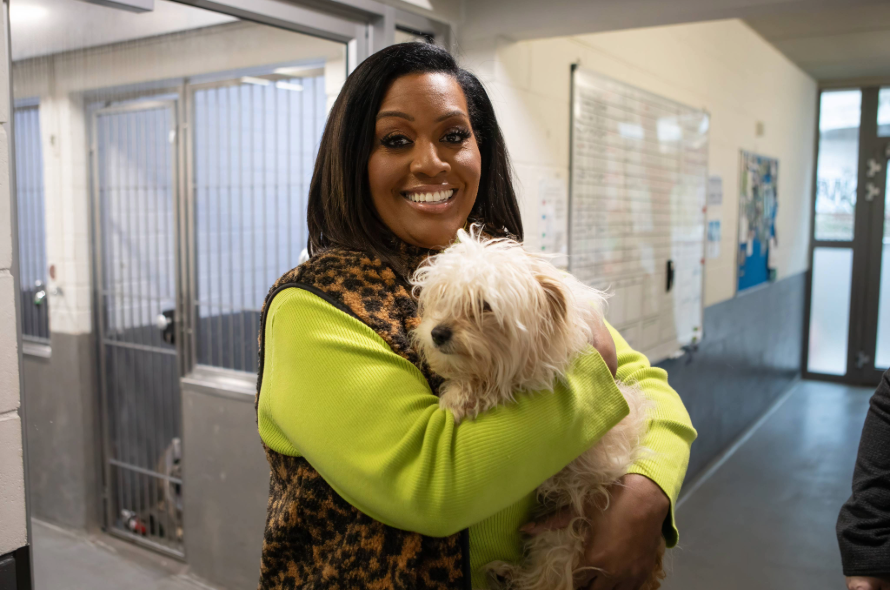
847, 577, 890, 590
522, 474, 669, 589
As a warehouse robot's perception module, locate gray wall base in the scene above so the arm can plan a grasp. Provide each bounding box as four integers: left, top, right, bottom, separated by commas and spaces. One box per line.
22, 332, 100, 532
181, 387, 267, 590
657, 272, 805, 480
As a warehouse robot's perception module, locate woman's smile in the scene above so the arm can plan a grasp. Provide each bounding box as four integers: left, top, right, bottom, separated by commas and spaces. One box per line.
401, 186, 458, 212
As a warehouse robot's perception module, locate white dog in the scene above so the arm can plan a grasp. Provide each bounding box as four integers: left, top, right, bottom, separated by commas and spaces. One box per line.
411, 226, 661, 590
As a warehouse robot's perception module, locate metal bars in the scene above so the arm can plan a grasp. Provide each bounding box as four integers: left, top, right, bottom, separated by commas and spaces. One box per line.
13, 105, 50, 342
94, 102, 184, 557
192, 76, 326, 373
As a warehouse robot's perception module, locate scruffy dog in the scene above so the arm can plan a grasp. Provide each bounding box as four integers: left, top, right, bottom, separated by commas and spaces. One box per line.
411, 226, 663, 590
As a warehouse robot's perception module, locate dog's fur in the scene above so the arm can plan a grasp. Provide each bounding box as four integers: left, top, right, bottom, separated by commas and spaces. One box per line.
411, 226, 663, 590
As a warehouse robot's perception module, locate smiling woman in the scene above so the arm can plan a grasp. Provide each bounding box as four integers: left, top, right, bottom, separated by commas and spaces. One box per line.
255, 42, 695, 590
368, 72, 481, 250
304, 43, 522, 277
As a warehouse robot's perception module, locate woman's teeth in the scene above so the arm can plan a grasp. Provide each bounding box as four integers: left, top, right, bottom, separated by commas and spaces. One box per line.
406, 189, 455, 203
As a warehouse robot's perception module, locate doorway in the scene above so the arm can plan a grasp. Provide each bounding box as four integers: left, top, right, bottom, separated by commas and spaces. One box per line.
93, 100, 184, 556
805, 86, 890, 385
89, 61, 341, 557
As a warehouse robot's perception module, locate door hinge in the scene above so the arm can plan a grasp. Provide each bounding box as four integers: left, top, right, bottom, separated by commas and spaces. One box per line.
856, 351, 872, 369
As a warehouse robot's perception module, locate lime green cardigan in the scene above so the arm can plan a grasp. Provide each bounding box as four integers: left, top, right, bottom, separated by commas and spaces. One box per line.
258, 288, 696, 588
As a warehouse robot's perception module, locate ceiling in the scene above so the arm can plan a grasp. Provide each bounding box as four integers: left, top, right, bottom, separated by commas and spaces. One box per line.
10, 0, 236, 61
745, 3, 890, 83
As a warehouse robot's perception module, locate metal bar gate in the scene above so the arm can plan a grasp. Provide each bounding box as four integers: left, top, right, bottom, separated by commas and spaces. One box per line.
90, 73, 328, 560
92, 100, 184, 558
14, 105, 50, 342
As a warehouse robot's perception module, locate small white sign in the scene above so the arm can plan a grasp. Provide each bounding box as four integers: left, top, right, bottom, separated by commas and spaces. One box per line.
708, 175, 723, 206
707, 220, 721, 259
539, 177, 568, 264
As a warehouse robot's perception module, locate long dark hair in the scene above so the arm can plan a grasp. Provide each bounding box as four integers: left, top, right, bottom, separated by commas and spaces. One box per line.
306, 42, 522, 274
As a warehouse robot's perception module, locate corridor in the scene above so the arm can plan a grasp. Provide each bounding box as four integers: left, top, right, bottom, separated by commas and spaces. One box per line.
663, 380, 875, 590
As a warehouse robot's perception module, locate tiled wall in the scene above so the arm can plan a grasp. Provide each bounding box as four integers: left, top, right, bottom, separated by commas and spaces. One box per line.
0, 0, 29, 567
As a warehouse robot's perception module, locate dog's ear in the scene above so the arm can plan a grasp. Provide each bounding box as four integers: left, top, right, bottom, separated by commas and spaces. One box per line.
537, 274, 568, 325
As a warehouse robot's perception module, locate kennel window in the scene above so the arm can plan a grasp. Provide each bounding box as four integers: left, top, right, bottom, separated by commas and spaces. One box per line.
14, 104, 50, 343
193, 74, 327, 373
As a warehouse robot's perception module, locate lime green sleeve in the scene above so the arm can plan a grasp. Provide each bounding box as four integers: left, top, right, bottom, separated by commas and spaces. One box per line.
258, 288, 630, 538
609, 322, 698, 547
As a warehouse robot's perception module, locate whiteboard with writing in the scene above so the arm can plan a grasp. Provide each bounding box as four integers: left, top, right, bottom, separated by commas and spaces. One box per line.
569, 66, 709, 363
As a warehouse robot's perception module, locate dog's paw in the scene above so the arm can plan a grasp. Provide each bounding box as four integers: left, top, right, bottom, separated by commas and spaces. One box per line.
439, 394, 467, 424
439, 382, 477, 424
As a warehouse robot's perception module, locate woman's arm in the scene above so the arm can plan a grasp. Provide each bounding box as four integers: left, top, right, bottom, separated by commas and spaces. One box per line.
258, 287, 630, 538
608, 322, 697, 547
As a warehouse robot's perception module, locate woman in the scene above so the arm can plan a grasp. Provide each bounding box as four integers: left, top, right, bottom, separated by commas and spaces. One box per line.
255, 42, 696, 590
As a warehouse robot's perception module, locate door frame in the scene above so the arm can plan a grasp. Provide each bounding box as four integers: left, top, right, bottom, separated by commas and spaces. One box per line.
90, 98, 185, 559
802, 85, 888, 385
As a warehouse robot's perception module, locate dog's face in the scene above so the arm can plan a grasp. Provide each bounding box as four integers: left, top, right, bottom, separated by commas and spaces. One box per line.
411, 228, 572, 390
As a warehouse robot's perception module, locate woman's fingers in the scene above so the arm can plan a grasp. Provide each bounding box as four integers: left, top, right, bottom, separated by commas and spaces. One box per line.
519, 506, 576, 535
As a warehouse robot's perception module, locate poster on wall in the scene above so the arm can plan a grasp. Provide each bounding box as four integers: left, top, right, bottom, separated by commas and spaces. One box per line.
737, 151, 778, 292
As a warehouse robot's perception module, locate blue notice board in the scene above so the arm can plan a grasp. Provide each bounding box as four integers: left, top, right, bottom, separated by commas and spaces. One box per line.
737, 151, 778, 292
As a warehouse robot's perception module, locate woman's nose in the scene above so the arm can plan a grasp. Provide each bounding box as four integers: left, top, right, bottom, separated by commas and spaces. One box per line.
410, 139, 450, 178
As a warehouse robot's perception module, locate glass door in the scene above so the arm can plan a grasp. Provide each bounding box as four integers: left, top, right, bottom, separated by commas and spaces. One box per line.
805, 86, 890, 384
864, 88, 890, 377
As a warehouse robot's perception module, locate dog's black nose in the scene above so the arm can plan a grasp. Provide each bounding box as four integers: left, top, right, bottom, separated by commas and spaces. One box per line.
431, 325, 452, 347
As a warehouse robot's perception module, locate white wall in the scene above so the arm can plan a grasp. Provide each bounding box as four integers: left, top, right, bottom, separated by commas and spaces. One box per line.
459, 19, 817, 306
12, 21, 345, 335
0, 1, 29, 558
459, 0, 876, 43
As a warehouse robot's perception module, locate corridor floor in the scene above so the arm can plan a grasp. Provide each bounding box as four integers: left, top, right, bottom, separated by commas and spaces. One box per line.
29, 380, 874, 590
31, 519, 218, 590
662, 379, 875, 590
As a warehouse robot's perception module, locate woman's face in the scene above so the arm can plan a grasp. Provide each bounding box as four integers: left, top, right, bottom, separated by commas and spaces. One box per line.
368, 72, 482, 250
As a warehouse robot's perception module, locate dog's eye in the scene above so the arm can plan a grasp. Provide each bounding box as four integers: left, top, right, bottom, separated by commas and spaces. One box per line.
482, 301, 492, 312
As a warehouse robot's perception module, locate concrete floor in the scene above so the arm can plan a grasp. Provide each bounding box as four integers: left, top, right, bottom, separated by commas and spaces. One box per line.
31, 520, 218, 590
29, 379, 873, 590
662, 379, 874, 590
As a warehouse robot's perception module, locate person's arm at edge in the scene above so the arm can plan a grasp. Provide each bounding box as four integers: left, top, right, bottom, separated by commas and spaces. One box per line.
838, 369, 890, 580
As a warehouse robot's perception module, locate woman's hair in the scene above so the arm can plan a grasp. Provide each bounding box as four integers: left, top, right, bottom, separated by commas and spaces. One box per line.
306, 42, 522, 273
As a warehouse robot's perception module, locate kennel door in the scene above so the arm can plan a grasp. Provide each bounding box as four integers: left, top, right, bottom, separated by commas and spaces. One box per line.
93, 100, 184, 558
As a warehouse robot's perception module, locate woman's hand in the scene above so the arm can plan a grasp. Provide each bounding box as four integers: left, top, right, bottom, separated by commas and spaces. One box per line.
589, 319, 618, 378
847, 577, 890, 590
521, 474, 669, 589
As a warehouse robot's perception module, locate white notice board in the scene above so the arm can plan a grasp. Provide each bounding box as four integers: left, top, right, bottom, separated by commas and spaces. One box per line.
568, 66, 709, 363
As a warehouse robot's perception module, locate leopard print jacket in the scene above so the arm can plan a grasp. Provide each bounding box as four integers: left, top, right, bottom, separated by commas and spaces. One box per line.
255, 243, 470, 590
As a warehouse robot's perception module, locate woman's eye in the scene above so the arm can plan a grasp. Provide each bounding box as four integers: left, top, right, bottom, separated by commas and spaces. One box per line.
442, 129, 471, 144
381, 134, 412, 149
